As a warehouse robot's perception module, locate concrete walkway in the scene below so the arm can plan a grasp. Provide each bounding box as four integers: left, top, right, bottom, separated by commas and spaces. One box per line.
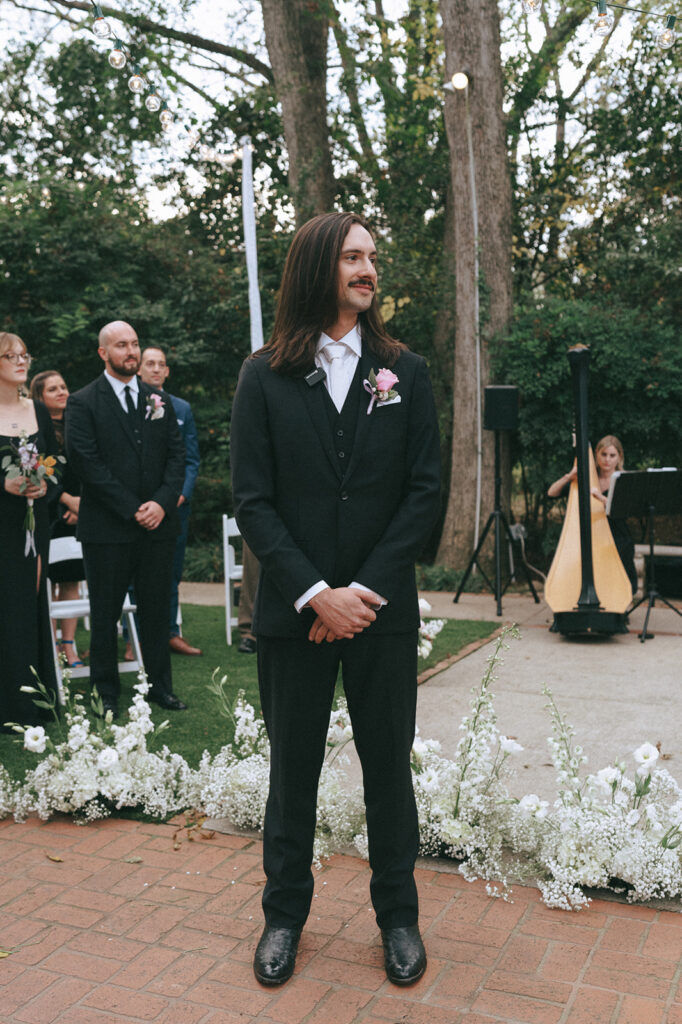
2, 815, 682, 1024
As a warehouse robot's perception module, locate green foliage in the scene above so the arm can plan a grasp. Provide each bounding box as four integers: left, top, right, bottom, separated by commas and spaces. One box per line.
491, 296, 682, 527
416, 563, 484, 594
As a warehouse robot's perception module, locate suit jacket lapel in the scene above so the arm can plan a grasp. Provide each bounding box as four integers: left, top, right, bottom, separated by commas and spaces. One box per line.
299, 374, 343, 482
342, 346, 376, 485
99, 374, 140, 455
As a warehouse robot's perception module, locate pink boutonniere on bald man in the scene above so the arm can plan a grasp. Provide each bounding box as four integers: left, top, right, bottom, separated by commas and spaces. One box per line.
363, 367, 400, 415
145, 394, 165, 421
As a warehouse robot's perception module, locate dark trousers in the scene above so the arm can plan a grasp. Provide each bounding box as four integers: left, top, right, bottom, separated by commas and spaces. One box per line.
83, 535, 175, 705
169, 501, 191, 637
257, 630, 420, 931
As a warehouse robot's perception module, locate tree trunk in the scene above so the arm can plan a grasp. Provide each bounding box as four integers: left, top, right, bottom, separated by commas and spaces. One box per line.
260, 0, 336, 224
436, 0, 513, 568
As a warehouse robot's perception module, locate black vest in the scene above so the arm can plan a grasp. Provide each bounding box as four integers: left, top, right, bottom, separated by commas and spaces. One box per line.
321, 359, 363, 472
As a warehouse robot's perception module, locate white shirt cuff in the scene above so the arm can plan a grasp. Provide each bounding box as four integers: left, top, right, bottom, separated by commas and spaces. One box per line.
295, 581, 329, 613
350, 582, 388, 607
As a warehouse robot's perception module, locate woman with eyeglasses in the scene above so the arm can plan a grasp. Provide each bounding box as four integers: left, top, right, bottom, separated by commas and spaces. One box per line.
0, 332, 59, 731
30, 370, 85, 669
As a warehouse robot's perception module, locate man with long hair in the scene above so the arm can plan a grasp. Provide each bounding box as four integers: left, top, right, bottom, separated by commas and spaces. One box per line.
231, 213, 441, 987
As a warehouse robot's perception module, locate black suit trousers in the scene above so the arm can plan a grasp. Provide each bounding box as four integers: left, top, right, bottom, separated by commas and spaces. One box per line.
83, 536, 175, 705
257, 630, 420, 931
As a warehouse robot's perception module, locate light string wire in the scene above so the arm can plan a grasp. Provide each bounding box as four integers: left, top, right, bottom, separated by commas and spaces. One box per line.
88, 1, 243, 164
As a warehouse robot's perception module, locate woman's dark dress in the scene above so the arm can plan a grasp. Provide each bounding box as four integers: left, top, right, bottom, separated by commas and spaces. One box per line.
0, 401, 60, 727
48, 413, 84, 583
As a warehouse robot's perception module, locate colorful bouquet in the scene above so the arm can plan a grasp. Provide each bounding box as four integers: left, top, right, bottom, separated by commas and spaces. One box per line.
2, 431, 64, 555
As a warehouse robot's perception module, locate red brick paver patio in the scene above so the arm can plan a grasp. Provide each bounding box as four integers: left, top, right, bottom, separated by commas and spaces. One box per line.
1, 817, 681, 1024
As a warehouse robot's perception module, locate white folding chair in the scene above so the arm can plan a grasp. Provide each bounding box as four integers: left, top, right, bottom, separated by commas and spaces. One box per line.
48, 537, 144, 704
222, 514, 243, 645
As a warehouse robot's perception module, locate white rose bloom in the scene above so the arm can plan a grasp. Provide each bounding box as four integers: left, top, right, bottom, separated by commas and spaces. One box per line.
519, 793, 549, 819
418, 767, 442, 795
594, 766, 620, 788
500, 735, 523, 754
97, 748, 120, 771
633, 742, 659, 769
24, 726, 47, 753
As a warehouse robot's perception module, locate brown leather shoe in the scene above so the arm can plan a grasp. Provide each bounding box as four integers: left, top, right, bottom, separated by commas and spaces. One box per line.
169, 635, 203, 656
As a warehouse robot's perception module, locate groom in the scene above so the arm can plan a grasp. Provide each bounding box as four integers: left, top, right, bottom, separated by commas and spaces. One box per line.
231, 213, 441, 987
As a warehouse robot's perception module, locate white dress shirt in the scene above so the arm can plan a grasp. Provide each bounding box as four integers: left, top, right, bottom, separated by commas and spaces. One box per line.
105, 370, 140, 411
294, 324, 386, 614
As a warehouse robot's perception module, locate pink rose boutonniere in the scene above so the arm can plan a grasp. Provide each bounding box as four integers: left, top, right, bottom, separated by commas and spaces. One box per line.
363, 367, 400, 415
145, 394, 165, 421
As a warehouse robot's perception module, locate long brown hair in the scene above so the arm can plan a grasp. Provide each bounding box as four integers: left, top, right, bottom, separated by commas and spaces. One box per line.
30, 370, 67, 446
262, 212, 406, 375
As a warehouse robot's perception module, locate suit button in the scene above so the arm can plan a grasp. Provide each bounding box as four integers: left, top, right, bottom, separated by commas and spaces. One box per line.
340, 491, 349, 501
338, 451, 345, 458
336, 429, 344, 437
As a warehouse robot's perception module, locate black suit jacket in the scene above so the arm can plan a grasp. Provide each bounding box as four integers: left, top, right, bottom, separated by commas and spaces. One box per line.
230, 344, 441, 638
65, 374, 185, 544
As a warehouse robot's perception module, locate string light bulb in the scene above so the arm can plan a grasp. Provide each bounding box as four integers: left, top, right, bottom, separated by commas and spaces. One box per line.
595, 0, 614, 36
657, 13, 677, 47
145, 88, 162, 113
127, 65, 145, 93
91, 4, 111, 38
159, 102, 174, 127
451, 71, 470, 90
108, 40, 127, 69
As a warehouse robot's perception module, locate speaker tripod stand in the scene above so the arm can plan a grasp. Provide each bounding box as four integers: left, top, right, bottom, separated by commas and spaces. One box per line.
454, 429, 540, 616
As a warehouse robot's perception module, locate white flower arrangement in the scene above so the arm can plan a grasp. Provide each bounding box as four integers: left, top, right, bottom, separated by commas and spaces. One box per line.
417, 602, 445, 659
5, 631, 682, 914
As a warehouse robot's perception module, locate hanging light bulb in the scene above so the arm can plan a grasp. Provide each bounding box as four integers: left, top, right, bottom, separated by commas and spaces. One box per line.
657, 14, 677, 48
522, 0, 542, 14
594, 0, 614, 37
451, 71, 469, 90
91, 4, 112, 38
108, 39, 127, 69
159, 102, 174, 128
145, 88, 162, 113
127, 65, 145, 94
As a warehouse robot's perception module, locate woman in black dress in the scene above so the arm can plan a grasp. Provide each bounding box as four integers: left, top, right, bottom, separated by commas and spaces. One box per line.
30, 370, 85, 667
548, 434, 637, 595
0, 333, 59, 730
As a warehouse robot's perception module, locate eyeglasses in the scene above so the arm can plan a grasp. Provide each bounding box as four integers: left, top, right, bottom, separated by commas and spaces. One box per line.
1, 352, 32, 365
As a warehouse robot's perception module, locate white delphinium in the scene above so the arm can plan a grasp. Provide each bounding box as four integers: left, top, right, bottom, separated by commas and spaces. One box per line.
412, 627, 521, 891
418, 615, 445, 659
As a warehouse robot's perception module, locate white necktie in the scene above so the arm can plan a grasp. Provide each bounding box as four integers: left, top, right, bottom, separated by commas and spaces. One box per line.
322, 343, 351, 412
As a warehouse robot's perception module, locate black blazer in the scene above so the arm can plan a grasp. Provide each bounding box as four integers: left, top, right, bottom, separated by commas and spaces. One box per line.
230, 345, 441, 638
65, 375, 185, 544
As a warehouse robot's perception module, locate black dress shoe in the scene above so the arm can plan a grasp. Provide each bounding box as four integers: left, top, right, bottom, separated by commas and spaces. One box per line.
381, 925, 427, 985
238, 636, 257, 654
253, 925, 301, 986
149, 693, 188, 711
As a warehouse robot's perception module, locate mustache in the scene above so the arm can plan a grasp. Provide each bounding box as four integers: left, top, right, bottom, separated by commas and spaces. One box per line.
350, 278, 375, 291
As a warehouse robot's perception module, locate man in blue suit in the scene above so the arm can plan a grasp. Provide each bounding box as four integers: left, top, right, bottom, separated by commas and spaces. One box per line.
139, 347, 202, 656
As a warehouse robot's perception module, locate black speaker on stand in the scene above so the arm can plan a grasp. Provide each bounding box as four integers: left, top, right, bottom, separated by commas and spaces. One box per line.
454, 386, 540, 615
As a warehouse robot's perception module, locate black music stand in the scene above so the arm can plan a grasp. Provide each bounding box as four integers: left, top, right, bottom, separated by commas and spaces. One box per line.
606, 469, 682, 642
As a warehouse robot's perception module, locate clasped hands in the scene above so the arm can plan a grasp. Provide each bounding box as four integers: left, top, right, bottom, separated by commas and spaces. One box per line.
307, 586, 381, 644
4, 475, 47, 499
135, 500, 165, 530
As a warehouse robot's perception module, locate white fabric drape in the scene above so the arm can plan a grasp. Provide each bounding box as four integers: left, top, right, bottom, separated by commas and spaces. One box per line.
241, 136, 264, 353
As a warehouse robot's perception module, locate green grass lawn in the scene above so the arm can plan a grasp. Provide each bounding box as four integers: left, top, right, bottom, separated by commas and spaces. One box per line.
0, 606, 497, 784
